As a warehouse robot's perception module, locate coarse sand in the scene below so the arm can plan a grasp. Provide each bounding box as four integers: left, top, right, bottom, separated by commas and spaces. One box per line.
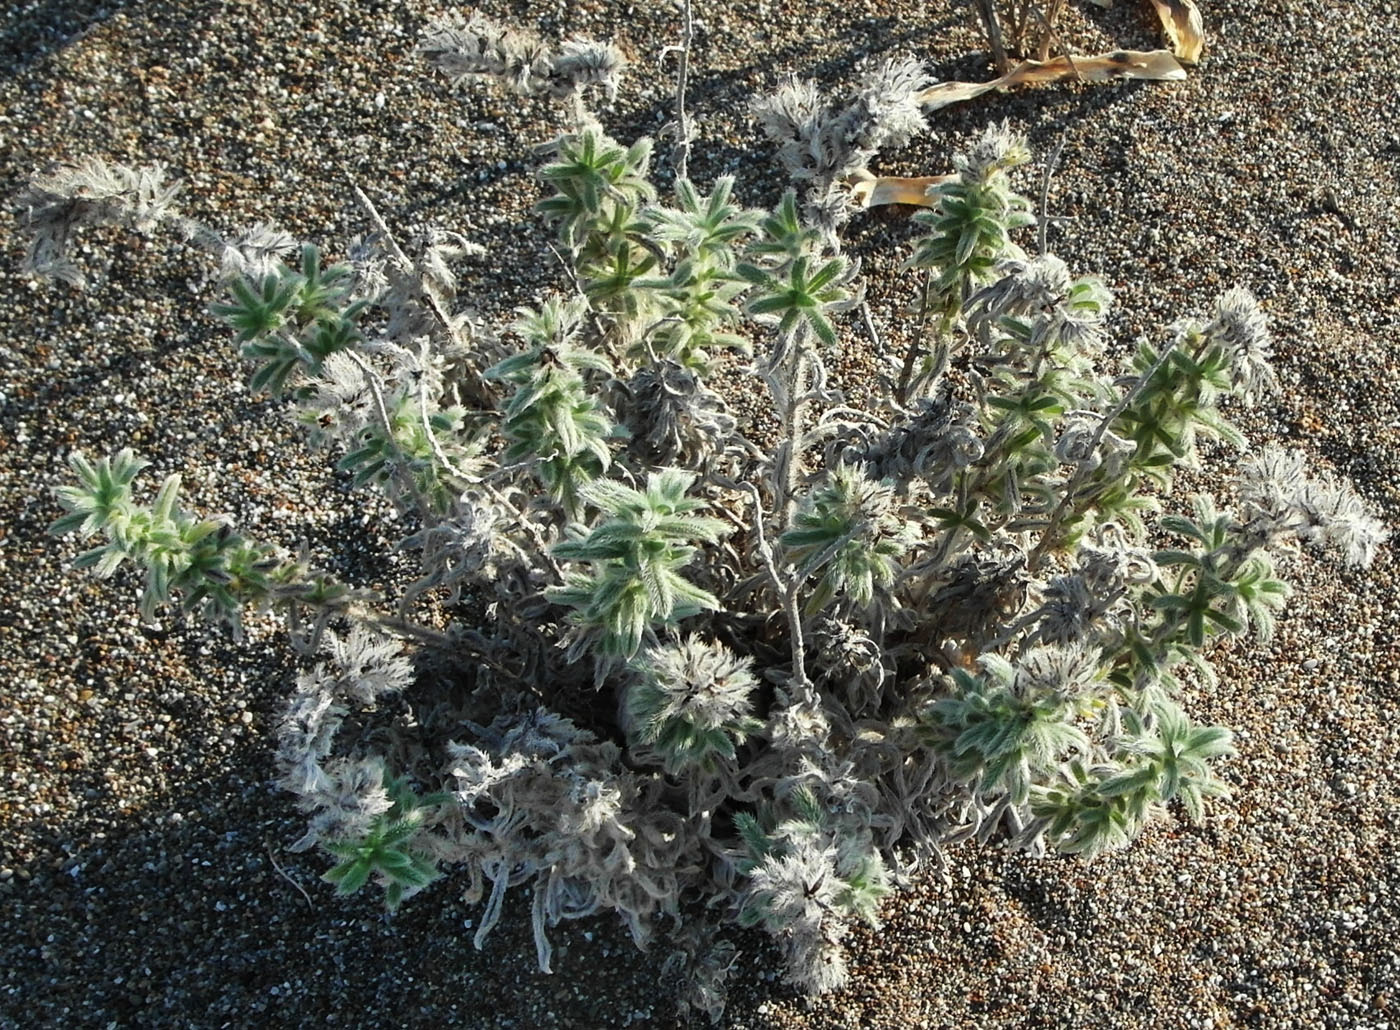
1, 1, 1398, 1026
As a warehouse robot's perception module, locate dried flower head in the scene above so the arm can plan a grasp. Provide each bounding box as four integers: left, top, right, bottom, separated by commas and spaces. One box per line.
1077, 538, 1159, 595
750, 77, 829, 182
420, 12, 624, 101
747, 841, 841, 930
972, 253, 1074, 317
17, 157, 182, 286
1052, 411, 1132, 478
970, 255, 1111, 357
616, 361, 737, 468
295, 757, 394, 850
216, 221, 299, 283
810, 616, 887, 712
1236, 444, 1307, 524
1202, 287, 1279, 404
320, 625, 415, 704
1238, 445, 1388, 568
1014, 641, 1103, 702
751, 57, 930, 228
845, 55, 931, 156
551, 38, 627, 100
623, 636, 761, 773
275, 678, 345, 798
400, 492, 514, 606
953, 121, 1032, 185
862, 384, 983, 491
1036, 573, 1103, 644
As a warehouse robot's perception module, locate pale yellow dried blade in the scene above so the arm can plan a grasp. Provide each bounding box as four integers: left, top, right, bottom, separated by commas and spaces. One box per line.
917, 49, 1186, 111
917, 79, 999, 112
850, 174, 957, 209
1148, 0, 1205, 64
1000, 49, 1188, 86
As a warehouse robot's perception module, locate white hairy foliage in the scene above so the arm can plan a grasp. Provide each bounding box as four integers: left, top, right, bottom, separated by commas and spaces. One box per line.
17, 157, 181, 286
419, 12, 624, 100
25, 42, 1390, 1015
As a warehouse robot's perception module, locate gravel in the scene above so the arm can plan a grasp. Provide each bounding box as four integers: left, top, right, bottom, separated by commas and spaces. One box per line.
2, 0, 1398, 1027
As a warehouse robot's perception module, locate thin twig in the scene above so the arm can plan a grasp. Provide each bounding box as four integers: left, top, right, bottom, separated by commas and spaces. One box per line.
670, 0, 696, 182
347, 178, 495, 407
502, 504, 566, 583
350, 180, 414, 272
471, 473, 567, 583
266, 842, 315, 909
1037, 136, 1067, 257
859, 298, 884, 372
354, 186, 570, 581
355, 606, 454, 648
895, 269, 934, 405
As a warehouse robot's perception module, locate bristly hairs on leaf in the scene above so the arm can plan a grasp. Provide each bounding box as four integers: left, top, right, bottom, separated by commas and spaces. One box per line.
16, 157, 182, 287
419, 12, 624, 104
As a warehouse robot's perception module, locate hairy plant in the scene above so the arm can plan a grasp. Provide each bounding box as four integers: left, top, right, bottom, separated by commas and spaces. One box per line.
734, 785, 891, 994
50, 449, 362, 643
419, 11, 624, 104
29, 14, 1388, 1020
622, 635, 761, 775
782, 460, 915, 618
548, 470, 727, 664
321, 770, 451, 913
751, 56, 932, 229
486, 296, 621, 520
16, 157, 181, 287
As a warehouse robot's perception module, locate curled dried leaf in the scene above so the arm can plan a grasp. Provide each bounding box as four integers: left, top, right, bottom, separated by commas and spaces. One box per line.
917, 49, 1187, 111
848, 171, 956, 209
1148, 0, 1205, 65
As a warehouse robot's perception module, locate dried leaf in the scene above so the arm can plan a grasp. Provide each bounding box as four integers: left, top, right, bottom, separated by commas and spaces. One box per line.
916, 78, 1001, 111
1148, 0, 1205, 64
849, 172, 956, 209
857, 48, 1188, 212
917, 49, 1187, 112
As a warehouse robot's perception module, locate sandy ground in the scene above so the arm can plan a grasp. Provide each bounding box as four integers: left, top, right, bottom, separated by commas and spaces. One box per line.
2, 0, 1398, 1026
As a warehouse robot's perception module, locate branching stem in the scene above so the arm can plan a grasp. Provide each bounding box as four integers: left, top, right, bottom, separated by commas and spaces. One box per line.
741, 482, 808, 689
1025, 337, 1180, 573
1036, 136, 1066, 257
895, 270, 936, 406
669, 0, 696, 182
973, 0, 1009, 75
348, 179, 496, 408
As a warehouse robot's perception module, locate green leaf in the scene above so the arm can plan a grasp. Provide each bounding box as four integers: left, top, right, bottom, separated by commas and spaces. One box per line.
1202, 607, 1243, 633
325, 858, 372, 895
